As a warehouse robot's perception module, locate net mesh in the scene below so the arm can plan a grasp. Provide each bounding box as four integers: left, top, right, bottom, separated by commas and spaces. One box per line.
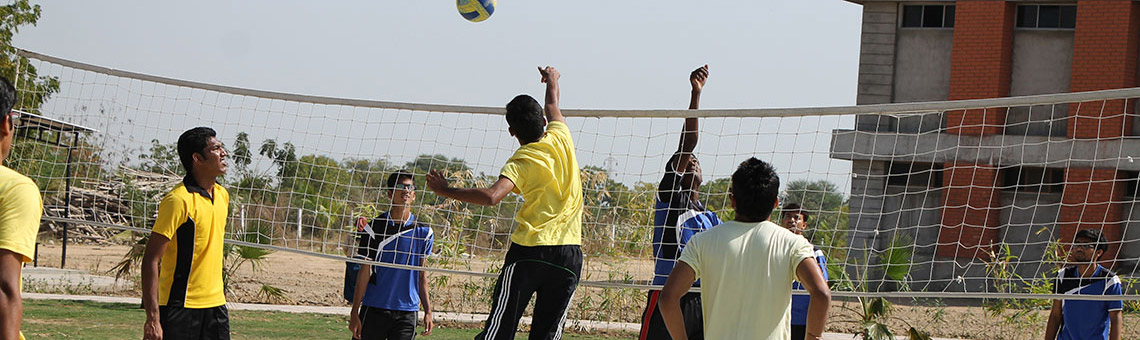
10, 50, 1140, 309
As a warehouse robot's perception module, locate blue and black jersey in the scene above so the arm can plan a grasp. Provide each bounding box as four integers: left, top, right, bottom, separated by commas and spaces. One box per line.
651, 162, 722, 286
356, 212, 434, 312
1054, 265, 1123, 340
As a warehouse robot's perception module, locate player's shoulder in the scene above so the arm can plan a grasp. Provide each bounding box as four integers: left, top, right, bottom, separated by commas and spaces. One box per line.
0, 166, 35, 188
413, 223, 434, 234
163, 183, 192, 201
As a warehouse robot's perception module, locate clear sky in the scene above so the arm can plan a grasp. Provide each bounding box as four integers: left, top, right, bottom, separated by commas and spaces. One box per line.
12, 0, 865, 189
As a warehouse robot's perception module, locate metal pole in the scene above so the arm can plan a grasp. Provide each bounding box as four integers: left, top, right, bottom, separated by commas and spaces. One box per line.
61, 133, 78, 268
296, 208, 302, 246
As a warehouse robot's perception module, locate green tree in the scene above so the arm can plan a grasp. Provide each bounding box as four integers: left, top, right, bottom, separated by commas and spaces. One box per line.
780, 179, 849, 263
139, 139, 181, 175
258, 138, 297, 181
227, 132, 273, 203
0, 0, 59, 113
231, 132, 253, 176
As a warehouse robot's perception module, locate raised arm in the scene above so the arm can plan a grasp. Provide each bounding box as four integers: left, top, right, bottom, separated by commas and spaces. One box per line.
538, 66, 565, 124
426, 170, 516, 206
675, 65, 708, 172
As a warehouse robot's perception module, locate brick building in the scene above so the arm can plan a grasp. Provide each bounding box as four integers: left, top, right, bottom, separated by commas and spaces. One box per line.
830, 0, 1140, 290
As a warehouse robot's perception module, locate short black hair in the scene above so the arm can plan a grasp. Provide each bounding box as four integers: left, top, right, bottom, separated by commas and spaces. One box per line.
781, 202, 809, 223
177, 127, 217, 173
1075, 228, 1109, 257
505, 94, 546, 144
386, 169, 414, 190
731, 157, 780, 221
0, 76, 16, 123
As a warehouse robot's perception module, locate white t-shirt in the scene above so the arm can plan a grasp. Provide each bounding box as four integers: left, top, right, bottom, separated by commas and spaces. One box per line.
678, 220, 815, 340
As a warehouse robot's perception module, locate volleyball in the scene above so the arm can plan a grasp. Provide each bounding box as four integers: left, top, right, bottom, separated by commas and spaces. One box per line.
457, 0, 496, 22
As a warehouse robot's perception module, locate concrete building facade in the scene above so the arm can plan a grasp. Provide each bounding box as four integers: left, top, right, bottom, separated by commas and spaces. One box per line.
831, 0, 1140, 291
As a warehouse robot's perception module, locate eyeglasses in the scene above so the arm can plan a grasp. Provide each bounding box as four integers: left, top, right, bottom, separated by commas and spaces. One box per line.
6, 111, 20, 129
1072, 243, 1098, 250
393, 183, 416, 191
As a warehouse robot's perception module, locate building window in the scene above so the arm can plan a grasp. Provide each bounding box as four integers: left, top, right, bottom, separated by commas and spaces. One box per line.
888, 162, 944, 187
1124, 171, 1139, 197
901, 5, 955, 28
1001, 167, 1065, 193
1016, 5, 1077, 29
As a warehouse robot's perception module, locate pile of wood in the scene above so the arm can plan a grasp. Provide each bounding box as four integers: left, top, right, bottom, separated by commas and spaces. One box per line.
40, 166, 181, 244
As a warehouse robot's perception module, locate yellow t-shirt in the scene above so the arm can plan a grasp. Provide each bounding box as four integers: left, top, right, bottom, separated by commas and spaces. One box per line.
678, 220, 815, 340
0, 166, 41, 340
0, 165, 41, 263
152, 179, 229, 309
499, 121, 582, 246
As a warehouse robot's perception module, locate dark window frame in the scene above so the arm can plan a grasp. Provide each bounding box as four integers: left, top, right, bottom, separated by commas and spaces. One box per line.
1001, 167, 1065, 194
888, 162, 945, 188
901, 4, 956, 29
1016, 4, 1077, 29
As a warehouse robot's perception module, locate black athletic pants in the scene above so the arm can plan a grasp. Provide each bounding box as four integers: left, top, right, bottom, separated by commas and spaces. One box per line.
354, 306, 418, 340
475, 243, 582, 340
159, 305, 230, 340
638, 290, 703, 340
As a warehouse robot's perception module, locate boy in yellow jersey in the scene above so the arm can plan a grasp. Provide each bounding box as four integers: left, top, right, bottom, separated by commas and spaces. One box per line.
427, 66, 582, 340
0, 76, 43, 340
142, 127, 230, 340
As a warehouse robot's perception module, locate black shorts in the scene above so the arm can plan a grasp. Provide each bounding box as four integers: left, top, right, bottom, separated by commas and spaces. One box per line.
358, 306, 418, 340
159, 305, 230, 340
639, 290, 703, 340
791, 324, 806, 340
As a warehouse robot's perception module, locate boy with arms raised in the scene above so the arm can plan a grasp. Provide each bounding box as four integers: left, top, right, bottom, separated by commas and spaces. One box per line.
427, 66, 582, 340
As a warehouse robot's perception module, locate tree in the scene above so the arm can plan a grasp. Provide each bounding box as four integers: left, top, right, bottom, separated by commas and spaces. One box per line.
258, 138, 297, 181
406, 154, 469, 175
1, 0, 59, 113
780, 179, 849, 264
139, 139, 181, 175
231, 132, 253, 176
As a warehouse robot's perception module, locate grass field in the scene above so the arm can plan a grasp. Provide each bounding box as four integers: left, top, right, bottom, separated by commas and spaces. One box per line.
21, 299, 625, 339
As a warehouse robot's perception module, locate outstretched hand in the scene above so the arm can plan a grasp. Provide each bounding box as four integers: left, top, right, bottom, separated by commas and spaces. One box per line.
425, 170, 450, 194
690, 64, 708, 92
538, 66, 560, 84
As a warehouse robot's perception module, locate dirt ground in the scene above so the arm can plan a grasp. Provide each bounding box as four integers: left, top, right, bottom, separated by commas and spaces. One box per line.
30, 243, 1140, 340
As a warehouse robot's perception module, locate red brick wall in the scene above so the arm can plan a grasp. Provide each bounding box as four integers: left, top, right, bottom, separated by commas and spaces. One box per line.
1059, 0, 1140, 266
1067, 0, 1139, 138
1059, 169, 1125, 264
938, 162, 1002, 259
940, 1, 1015, 259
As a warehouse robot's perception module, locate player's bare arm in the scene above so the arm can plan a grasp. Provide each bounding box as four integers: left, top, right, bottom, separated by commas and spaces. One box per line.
797, 257, 831, 340
538, 66, 565, 124
141, 232, 170, 340
426, 170, 515, 206
676, 65, 708, 176
659, 261, 697, 340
